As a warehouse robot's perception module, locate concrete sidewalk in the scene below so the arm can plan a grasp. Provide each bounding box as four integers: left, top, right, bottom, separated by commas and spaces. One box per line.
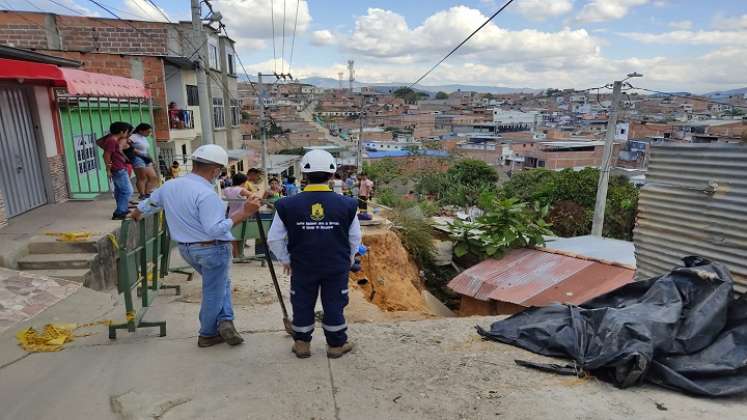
0, 196, 122, 268
1, 262, 745, 419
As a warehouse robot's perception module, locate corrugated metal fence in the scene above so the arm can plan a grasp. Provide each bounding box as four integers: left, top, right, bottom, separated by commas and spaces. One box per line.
634, 143, 747, 292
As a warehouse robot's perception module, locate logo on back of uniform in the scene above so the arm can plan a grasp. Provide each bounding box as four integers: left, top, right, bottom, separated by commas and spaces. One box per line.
310, 203, 325, 221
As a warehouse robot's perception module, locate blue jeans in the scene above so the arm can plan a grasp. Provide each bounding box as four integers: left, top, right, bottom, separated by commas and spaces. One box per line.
178, 242, 233, 337
290, 270, 349, 347
111, 169, 133, 216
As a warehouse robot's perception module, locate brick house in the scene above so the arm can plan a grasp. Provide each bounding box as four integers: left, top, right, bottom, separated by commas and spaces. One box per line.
0, 11, 245, 175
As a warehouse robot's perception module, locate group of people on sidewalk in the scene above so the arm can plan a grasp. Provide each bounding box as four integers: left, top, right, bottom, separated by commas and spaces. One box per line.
130, 145, 362, 359
99, 121, 159, 220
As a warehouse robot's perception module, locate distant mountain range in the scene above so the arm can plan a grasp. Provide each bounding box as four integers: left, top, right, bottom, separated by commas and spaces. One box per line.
238, 74, 746, 99
703, 87, 747, 100
295, 77, 540, 94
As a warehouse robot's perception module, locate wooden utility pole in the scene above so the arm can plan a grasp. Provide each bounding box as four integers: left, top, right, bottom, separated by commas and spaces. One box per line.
191, 0, 214, 144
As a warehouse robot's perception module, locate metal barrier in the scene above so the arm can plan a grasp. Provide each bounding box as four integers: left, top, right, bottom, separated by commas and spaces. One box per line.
109, 211, 180, 339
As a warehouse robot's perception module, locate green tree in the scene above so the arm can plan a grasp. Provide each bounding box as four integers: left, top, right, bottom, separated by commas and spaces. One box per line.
435, 91, 449, 100
393, 87, 418, 104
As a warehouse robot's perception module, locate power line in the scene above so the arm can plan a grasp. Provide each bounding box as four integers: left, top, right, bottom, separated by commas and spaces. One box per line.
270, 0, 277, 73
146, 0, 172, 23
288, 0, 299, 76
280, 0, 286, 74
626, 84, 747, 111
408, 0, 516, 88
23, 0, 44, 12
47, 0, 86, 15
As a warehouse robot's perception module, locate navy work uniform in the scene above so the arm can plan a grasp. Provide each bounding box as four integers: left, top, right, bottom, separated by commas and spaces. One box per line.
268, 184, 362, 347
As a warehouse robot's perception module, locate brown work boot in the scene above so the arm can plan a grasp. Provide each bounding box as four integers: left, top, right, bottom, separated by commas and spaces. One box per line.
197, 335, 224, 348
218, 320, 244, 346
327, 342, 354, 359
292, 340, 311, 358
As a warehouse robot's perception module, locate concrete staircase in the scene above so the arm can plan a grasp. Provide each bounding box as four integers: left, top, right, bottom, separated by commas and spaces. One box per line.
17, 236, 102, 286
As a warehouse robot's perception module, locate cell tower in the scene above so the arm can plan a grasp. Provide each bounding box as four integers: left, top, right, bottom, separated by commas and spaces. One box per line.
337, 72, 344, 90
347, 60, 355, 92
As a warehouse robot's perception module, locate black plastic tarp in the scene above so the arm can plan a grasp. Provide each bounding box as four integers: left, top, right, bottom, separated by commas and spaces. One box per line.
477, 257, 747, 397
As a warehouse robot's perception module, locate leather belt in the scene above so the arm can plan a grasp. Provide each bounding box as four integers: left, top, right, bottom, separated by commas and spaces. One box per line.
178, 240, 229, 247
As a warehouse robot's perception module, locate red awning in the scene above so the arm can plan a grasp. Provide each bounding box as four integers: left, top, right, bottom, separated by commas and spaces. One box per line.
0, 58, 151, 98
60, 67, 151, 98
0, 58, 66, 87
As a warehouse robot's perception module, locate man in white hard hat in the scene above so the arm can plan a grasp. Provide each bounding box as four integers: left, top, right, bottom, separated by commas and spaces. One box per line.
268, 149, 362, 359
131, 144, 261, 348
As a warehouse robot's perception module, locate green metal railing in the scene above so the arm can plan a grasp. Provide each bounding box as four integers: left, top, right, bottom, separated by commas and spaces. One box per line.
109, 211, 180, 339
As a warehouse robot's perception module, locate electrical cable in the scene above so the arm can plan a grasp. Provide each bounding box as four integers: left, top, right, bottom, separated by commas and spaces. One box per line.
146, 0, 172, 23
47, 0, 87, 15
288, 0, 300, 76
626, 84, 747, 111
270, 0, 277, 73
408, 0, 515, 88
280, 0, 286, 75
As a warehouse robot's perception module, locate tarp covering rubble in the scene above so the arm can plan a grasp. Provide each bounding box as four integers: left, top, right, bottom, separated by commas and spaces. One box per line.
477, 257, 747, 397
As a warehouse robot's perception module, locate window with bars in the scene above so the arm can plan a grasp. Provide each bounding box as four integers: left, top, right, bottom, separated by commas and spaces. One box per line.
231, 99, 241, 127
186, 85, 199, 106
213, 97, 225, 128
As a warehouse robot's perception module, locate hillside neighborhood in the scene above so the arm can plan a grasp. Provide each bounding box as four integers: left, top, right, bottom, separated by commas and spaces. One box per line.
0, 1, 746, 419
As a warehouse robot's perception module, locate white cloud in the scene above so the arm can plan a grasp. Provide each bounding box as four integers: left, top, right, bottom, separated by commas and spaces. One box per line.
237, 4, 747, 92
713, 14, 747, 30
123, 0, 170, 22
668, 19, 692, 30
515, 0, 573, 21
310, 30, 335, 46
620, 30, 747, 45
346, 7, 599, 64
214, 0, 311, 45
577, 0, 648, 23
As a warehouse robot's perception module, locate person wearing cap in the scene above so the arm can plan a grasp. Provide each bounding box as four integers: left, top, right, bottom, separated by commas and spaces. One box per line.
131, 144, 261, 348
268, 149, 362, 359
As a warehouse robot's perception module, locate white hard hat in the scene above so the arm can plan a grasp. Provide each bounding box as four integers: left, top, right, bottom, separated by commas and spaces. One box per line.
301, 149, 337, 173
191, 144, 228, 167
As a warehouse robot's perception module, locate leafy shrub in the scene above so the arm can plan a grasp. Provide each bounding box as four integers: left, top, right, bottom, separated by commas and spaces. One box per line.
447, 193, 553, 260
547, 200, 591, 237
500, 168, 639, 240
363, 158, 401, 185
390, 212, 435, 268
376, 187, 399, 208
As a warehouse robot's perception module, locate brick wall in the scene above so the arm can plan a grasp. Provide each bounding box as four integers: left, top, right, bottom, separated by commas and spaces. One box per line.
0, 12, 49, 49
0, 12, 171, 140
47, 154, 68, 203
0, 13, 170, 55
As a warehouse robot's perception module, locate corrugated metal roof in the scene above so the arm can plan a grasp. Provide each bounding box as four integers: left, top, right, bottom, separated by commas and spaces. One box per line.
447, 248, 634, 306
634, 143, 747, 292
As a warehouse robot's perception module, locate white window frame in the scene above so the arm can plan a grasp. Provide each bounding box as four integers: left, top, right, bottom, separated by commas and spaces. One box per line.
208, 44, 219, 70
227, 53, 236, 76
230, 99, 241, 127
212, 97, 225, 128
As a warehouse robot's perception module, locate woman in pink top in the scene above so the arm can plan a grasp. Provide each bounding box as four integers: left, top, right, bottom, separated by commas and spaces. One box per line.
223, 172, 255, 257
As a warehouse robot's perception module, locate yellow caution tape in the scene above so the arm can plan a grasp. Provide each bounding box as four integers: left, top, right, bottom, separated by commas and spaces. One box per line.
45, 231, 94, 242
15, 311, 136, 353
107, 233, 119, 250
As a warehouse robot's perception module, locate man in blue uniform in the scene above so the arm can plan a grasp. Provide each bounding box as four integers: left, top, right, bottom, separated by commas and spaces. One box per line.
268, 149, 362, 359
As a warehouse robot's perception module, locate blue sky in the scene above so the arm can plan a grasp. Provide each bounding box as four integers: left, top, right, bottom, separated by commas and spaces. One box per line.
9, 0, 747, 92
